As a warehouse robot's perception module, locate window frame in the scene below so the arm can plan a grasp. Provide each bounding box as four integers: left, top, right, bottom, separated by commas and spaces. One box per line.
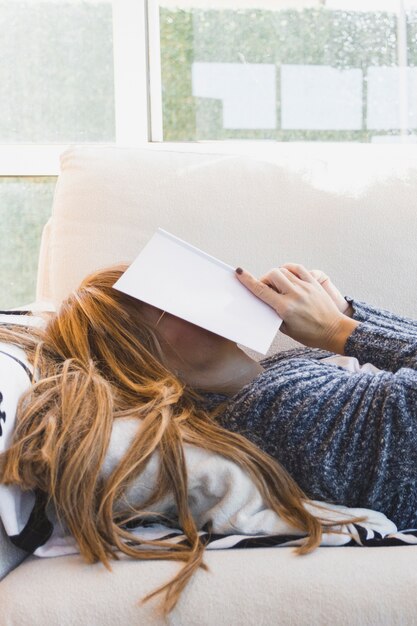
0, 0, 151, 176
0, 0, 414, 176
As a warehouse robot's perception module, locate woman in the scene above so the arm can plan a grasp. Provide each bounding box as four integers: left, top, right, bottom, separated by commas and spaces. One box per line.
140, 261, 417, 531
0, 261, 415, 616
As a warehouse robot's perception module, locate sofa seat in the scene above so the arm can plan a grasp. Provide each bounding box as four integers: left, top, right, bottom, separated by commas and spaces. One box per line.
1, 545, 416, 625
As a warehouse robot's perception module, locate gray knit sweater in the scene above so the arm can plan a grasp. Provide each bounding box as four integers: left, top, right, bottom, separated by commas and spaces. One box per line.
196, 296, 417, 531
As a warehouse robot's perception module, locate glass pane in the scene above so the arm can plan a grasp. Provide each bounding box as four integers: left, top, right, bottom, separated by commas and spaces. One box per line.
158, 0, 417, 142
0, 1, 115, 143
0, 177, 56, 309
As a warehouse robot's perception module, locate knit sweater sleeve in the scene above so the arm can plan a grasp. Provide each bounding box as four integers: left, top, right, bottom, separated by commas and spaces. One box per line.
342, 296, 417, 372
217, 353, 417, 528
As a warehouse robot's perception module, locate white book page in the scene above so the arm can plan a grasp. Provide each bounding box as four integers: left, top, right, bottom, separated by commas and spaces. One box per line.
113, 228, 282, 354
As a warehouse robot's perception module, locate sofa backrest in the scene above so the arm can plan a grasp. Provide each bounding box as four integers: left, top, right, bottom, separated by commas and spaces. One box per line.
36, 143, 417, 357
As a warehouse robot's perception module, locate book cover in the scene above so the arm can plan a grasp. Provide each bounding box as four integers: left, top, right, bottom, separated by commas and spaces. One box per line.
113, 228, 282, 354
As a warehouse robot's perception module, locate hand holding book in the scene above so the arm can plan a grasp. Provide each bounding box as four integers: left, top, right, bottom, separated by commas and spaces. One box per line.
235, 263, 360, 353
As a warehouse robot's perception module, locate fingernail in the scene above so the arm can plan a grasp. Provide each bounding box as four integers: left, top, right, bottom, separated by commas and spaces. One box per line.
235, 267, 243, 275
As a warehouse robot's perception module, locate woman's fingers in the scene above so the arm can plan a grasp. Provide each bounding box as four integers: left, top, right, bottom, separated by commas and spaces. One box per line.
309, 269, 350, 315
280, 263, 316, 284
277, 267, 302, 286
258, 267, 296, 293
309, 269, 330, 284
280, 266, 347, 315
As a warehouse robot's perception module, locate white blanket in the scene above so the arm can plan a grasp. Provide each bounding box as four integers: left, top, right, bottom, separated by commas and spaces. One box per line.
0, 329, 400, 563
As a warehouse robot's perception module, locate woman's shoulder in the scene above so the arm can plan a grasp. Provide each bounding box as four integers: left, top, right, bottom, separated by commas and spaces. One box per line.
194, 347, 337, 415
259, 346, 336, 368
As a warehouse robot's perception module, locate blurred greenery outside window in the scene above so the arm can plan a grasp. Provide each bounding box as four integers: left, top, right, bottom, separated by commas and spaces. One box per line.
2, 1, 416, 308
159, 3, 417, 141
1, 178, 57, 310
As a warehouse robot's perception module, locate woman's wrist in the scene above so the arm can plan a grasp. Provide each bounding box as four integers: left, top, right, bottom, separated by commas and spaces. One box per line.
324, 316, 361, 355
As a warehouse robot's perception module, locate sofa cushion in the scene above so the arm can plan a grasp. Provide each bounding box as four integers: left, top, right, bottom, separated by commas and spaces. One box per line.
37, 144, 417, 358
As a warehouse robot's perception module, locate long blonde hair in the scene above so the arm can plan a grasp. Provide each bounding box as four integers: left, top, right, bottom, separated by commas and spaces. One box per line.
0, 264, 366, 618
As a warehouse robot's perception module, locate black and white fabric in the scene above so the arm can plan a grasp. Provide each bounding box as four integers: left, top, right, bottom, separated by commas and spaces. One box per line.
0, 312, 55, 559
1, 310, 417, 565
119, 519, 417, 551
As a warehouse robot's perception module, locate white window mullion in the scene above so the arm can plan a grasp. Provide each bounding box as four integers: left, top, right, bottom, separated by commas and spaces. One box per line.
112, 0, 151, 144
397, 0, 409, 139
147, 0, 164, 141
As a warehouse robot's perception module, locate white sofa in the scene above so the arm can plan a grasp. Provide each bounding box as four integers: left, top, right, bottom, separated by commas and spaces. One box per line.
1, 143, 417, 625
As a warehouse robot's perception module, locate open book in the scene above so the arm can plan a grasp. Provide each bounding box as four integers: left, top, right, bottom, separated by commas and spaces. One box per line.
113, 228, 282, 354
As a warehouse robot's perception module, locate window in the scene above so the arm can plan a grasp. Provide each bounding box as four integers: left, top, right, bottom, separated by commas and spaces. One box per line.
0, 0, 115, 144
155, 0, 417, 141
0, 177, 56, 309
1, 0, 118, 308
1, 0, 416, 308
